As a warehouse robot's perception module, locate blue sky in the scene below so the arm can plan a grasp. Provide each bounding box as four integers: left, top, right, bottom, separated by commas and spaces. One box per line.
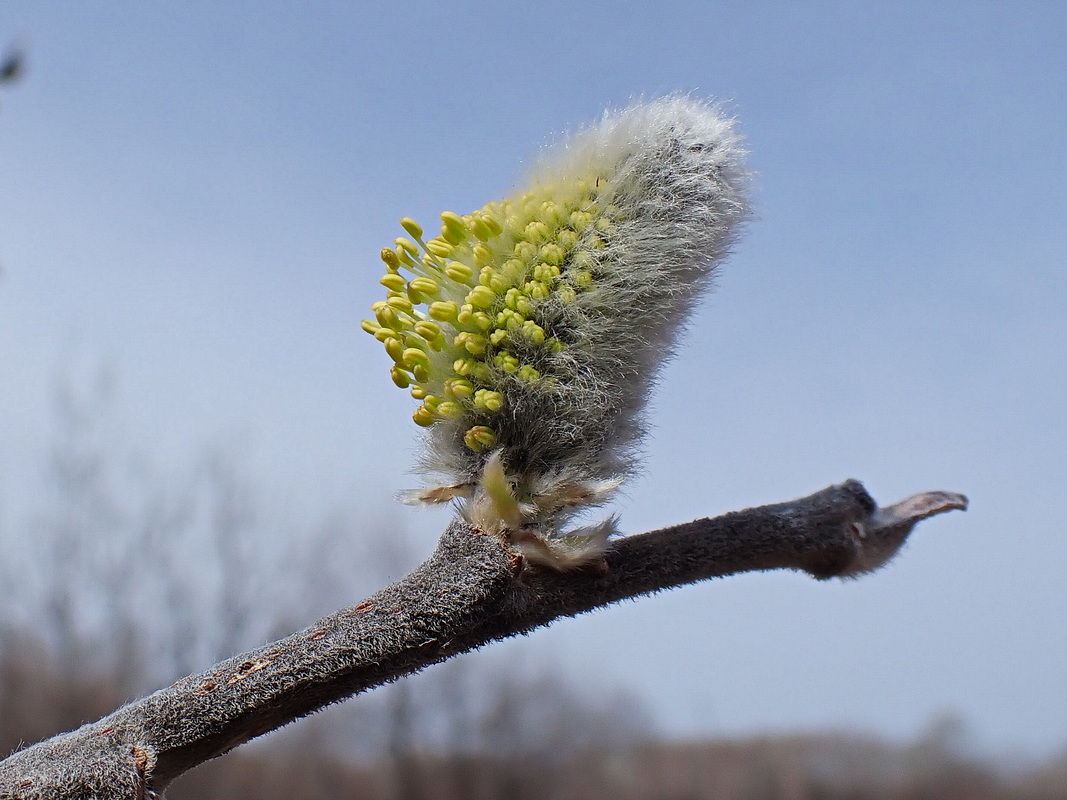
1, 1, 1065, 754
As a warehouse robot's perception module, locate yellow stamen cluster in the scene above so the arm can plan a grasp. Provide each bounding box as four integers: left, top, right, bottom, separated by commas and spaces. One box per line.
362, 179, 617, 452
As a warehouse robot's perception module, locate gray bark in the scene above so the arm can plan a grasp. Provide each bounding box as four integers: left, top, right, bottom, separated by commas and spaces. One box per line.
0, 480, 966, 799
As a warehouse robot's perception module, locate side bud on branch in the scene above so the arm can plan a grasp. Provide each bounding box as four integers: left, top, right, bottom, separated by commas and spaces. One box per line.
363, 96, 750, 568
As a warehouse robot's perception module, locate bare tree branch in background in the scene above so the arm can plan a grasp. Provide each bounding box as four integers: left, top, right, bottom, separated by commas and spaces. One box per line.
0, 481, 965, 797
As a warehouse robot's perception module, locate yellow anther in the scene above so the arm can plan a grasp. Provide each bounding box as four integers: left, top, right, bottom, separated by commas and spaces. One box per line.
380, 273, 407, 292
532, 263, 560, 282
375, 305, 400, 329
441, 210, 466, 227
423, 395, 442, 409
472, 243, 493, 266
525, 220, 550, 242
471, 311, 493, 330
474, 389, 504, 412
425, 239, 453, 258
514, 240, 537, 262
557, 229, 579, 249
573, 270, 593, 288
413, 321, 441, 341
489, 329, 508, 345
517, 365, 541, 382
413, 404, 436, 427
384, 337, 405, 363
453, 357, 474, 375
374, 328, 395, 343
569, 210, 593, 232
440, 211, 468, 245
402, 347, 430, 368
558, 284, 577, 304
428, 301, 459, 322
470, 217, 493, 241
411, 385, 428, 399
521, 320, 546, 344
496, 308, 524, 329
457, 304, 474, 325
413, 364, 430, 383
390, 367, 412, 388
524, 280, 550, 300
409, 277, 440, 296
493, 351, 519, 373
500, 258, 525, 281
464, 426, 497, 452
395, 237, 420, 257
540, 201, 563, 225
441, 223, 466, 246
444, 377, 474, 400
381, 248, 402, 271
466, 285, 497, 309
463, 333, 488, 355
396, 246, 417, 268
445, 261, 474, 283
400, 217, 424, 239
360, 319, 380, 335
387, 295, 415, 313
435, 400, 464, 419
483, 215, 503, 236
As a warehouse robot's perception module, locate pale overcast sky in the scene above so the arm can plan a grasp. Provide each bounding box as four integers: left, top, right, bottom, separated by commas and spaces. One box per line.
1, 1, 1065, 755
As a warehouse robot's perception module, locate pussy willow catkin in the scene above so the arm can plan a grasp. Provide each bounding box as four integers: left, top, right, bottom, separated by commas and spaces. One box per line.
363, 96, 749, 568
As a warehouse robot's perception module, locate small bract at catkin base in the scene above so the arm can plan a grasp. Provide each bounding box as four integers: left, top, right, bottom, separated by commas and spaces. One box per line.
362, 95, 750, 570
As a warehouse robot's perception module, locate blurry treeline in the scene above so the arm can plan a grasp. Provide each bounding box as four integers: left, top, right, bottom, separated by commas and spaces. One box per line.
1, 371, 1065, 799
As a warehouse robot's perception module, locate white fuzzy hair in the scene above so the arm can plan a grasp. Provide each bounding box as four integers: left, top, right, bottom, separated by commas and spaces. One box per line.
413, 95, 750, 566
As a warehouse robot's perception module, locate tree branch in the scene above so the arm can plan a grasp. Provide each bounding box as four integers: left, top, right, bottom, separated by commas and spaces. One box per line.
0, 481, 966, 799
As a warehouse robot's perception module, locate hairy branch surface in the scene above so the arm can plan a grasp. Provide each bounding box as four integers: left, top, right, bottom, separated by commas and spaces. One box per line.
0, 481, 965, 799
